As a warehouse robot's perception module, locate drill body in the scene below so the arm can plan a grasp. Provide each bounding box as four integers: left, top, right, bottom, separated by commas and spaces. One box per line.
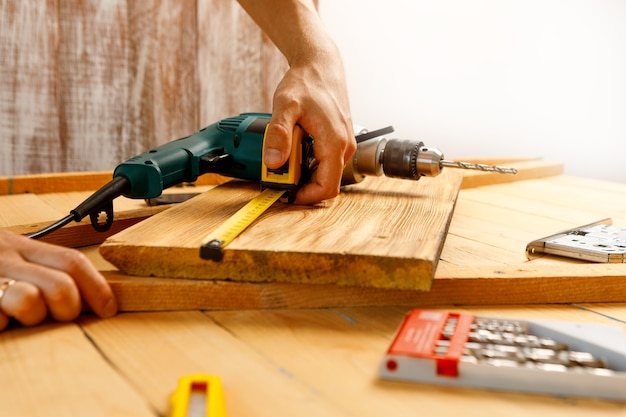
114, 113, 278, 199
112, 112, 439, 202
113, 111, 517, 203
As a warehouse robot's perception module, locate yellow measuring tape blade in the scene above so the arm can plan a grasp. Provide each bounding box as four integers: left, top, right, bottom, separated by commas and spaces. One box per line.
199, 188, 286, 261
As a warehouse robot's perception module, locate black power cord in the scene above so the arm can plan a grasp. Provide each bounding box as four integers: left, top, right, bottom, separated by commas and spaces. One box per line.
28, 176, 131, 240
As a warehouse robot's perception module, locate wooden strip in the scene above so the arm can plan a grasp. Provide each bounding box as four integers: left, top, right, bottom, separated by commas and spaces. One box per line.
2, 191, 169, 247
471, 176, 626, 213
460, 159, 563, 189
103, 262, 626, 311
4, 171, 112, 195
0, 177, 8, 195
78, 311, 346, 417
0, 323, 154, 416
0, 171, 233, 196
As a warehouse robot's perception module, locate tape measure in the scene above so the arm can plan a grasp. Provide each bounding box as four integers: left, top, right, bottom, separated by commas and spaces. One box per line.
199, 188, 286, 261
199, 124, 312, 262
170, 374, 226, 417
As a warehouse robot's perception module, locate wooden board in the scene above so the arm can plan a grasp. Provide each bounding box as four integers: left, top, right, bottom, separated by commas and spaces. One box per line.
99, 171, 464, 291
19, 163, 626, 312
101, 266, 626, 312
95, 172, 626, 311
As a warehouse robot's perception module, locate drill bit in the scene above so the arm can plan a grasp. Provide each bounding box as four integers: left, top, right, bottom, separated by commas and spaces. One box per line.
440, 160, 518, 175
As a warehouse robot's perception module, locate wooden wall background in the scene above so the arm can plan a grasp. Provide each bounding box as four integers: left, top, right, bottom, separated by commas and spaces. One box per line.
0, 0, 288, 176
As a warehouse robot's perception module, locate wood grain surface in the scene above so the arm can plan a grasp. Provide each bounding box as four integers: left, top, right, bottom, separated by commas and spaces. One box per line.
3, 305, 626, 416
6, 305, 615, 416
8, 166, 626, 311
99, 171, 465, 290
0, 0, 286, 176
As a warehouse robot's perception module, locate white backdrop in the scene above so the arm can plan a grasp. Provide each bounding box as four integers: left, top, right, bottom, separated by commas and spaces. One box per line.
319, 0, 626, 183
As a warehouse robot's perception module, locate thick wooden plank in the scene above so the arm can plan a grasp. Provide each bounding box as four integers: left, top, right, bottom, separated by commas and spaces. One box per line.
0, 322, 154, 417
5, 171, 626, 309
100, 171, 463, 290
103, 267, 626, 312
78, 311, 346, 417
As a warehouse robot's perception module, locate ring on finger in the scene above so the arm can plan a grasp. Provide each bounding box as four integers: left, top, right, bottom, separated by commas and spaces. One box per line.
0, 279, 17, 303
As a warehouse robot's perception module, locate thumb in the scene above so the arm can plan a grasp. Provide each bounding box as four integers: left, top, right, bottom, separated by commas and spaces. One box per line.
263, 113, 296, 169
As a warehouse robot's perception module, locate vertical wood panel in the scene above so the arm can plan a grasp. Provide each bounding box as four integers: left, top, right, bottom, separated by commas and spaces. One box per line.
123, 0, 198, 160
0, 0, 61, 175
57, 0, 128, 172
262, 32, 289, 112
0, 0, 285, 176
197, 0, 265, 125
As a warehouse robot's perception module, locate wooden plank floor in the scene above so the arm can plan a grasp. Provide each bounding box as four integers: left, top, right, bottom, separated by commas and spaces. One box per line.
3, 168, 626, 415
3, 304, 626, 416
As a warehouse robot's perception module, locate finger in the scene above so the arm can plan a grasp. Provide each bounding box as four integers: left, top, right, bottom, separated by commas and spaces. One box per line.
18, 244, 117, 319
0, 280, 47, 326
264, 107, 300, 169
295, 155, 344, 204
2, 261, 82, 321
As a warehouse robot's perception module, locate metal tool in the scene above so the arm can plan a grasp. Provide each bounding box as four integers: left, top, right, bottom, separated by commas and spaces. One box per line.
28, 113, 517, 239
526, 218, 626, 263
343, 126, 517, 185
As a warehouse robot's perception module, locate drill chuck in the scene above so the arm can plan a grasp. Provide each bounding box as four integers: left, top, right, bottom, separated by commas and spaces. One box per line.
342, 136, 445, 185
382, 139, 444, 179
342, 132, 517, 186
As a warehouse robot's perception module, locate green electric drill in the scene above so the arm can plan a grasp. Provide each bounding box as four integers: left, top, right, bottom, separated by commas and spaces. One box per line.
28, 112, 516, 239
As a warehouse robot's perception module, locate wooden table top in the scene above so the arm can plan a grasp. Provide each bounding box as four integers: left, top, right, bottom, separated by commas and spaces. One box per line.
2, 164, 626, 416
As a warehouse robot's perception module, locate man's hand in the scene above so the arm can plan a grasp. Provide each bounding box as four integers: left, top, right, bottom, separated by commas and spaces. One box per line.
238, 0, 356, 204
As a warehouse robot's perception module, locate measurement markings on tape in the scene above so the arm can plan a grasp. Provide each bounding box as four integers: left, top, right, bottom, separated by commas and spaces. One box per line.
199, 188, 286, 262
